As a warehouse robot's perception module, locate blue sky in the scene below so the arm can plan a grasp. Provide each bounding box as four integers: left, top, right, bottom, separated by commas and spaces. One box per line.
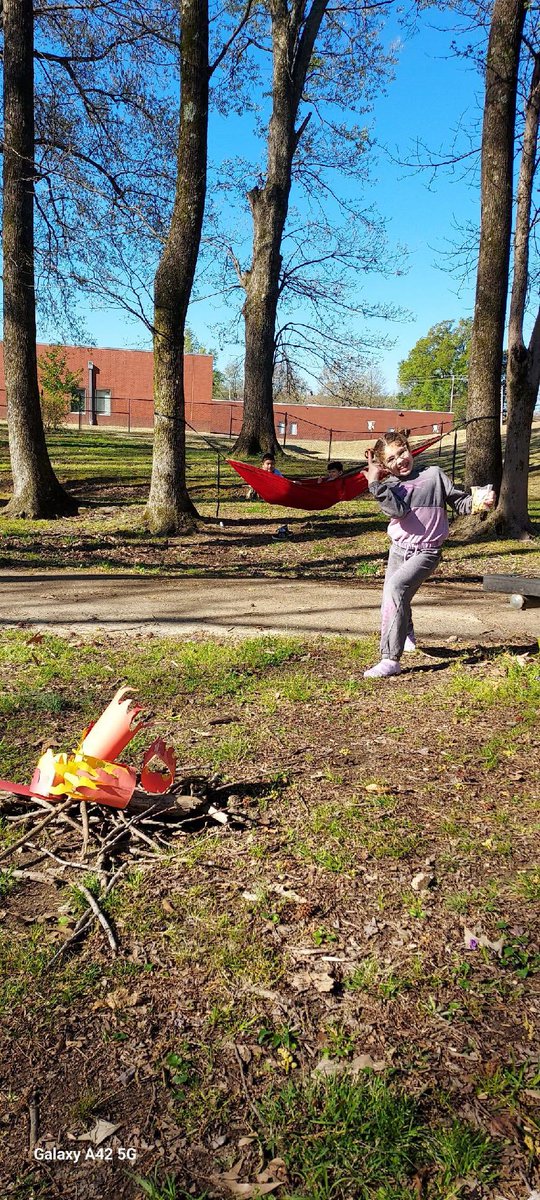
66, 10, 485, 395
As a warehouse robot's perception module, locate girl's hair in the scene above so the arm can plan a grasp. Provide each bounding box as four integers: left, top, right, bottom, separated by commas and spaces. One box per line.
371, 429, 410, 465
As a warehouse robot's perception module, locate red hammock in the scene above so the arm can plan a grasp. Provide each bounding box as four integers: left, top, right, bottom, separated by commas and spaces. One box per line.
227, 435, 442, 512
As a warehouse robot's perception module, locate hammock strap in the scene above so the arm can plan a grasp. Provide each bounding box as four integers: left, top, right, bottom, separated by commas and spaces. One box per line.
451, 429, 458, 483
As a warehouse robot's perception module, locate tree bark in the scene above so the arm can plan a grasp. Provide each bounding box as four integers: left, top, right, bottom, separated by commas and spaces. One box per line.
232, 0, 329, 458
2, 0, 77, 518
497, 54, 540, 535
146, 0, 209, 533
465, 0, 526, 492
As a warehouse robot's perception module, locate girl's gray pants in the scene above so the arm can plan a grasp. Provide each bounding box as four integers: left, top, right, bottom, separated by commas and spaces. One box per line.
380, 544, 441, 661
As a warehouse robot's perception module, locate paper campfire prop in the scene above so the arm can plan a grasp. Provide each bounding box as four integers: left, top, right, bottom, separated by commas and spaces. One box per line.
0, 687, 176, 810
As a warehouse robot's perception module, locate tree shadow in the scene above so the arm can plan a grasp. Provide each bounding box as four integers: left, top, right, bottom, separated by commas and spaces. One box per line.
408, 639, 538, 672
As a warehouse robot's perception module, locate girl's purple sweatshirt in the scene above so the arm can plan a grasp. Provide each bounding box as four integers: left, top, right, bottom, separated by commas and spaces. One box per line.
368, 465, 472, 552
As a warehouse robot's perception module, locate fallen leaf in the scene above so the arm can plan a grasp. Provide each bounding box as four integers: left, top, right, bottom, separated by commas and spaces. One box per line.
270, 883, 308, 904
487, 1111, 521, 1140
411, 871, 433, 892
290, 970, 334, 993
463, 925, 504, 956
350, 1053, 386, 1074
211, 1179, 283, 1198
78, 1119, 121, 1145
312, 1056, 343, 1077
105, 988, 142, 1009
257, 1159, 287, 1182
219, 1161, 243, 1181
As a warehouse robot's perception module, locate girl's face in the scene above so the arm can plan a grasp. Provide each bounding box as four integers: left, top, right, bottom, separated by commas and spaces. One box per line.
383, 441, 413, 477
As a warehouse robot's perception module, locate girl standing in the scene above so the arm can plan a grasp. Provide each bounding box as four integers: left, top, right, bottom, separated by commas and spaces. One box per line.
364, 431, 495, 679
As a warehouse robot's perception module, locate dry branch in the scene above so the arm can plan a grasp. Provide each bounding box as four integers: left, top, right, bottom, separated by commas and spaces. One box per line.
0, 798, 75, 863
78, 884, 118, 954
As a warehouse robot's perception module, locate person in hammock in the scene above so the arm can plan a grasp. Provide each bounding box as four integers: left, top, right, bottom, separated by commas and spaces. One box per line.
246, 453, 283, 500
363, 430, 495, 679
320, 460, 343, 482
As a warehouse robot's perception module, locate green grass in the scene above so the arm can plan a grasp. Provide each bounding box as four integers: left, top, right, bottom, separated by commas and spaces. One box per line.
1, 422, 540, 578
513, 868, 540, 900
476, 1061, 540, 1105
0, 924, 102, 1014
0, 867, 16, 900
428, 1119, 500, 1186
0, 631, 306, 778
135, 1173, 206, 1200
258, 1074, 501, 1199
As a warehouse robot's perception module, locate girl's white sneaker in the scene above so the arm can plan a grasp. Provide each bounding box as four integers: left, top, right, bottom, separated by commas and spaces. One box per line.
363, 659, 401, 679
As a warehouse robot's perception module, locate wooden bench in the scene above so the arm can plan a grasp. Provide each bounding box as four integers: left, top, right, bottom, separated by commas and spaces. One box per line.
483, 574, 540, 609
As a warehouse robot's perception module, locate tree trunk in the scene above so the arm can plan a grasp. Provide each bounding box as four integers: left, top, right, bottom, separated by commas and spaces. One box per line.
232, 0, 329, 458
234, 186, 289, 457
146, 0, 209, 533
497, 54, 540, 535
465, 0, 526, 492
2, 0, 76, 518
497, 321, 540, 534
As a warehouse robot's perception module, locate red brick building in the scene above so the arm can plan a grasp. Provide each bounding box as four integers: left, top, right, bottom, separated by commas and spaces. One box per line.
0, 343, 213, 431
0, 343, 452, 443
206, 399, 453, 445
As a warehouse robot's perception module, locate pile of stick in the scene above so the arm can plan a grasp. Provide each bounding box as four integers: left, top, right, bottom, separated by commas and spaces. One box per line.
0, 775, 248, 963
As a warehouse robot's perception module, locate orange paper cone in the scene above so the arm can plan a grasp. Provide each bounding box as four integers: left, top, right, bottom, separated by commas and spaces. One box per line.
81, 686, 149, 761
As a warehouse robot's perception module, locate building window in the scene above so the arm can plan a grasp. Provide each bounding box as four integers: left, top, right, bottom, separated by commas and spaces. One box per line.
96, 389, 112, 415
71, 389, 85, 413
290, 422, 298, 436
277, 421, 286, 434
367, 420, 375, 431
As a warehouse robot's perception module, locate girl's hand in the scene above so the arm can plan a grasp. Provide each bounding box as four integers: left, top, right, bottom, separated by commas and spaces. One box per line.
366, 448, 383, 484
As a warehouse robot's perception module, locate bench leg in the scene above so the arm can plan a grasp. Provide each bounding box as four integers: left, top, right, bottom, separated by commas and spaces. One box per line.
509, 594, 540, 610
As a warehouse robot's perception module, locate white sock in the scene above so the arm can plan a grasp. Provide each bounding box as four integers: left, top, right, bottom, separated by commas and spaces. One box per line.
363, 659, 401, 679
404, 633, 417, 653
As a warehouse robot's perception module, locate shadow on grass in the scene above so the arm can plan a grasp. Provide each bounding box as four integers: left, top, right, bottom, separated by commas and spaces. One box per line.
407, 639, 539, 672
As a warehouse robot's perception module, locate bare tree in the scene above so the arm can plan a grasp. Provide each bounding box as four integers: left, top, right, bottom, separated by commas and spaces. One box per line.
465, 0, 526, 491
2, 0, 77, 517
228, 0, 393, 457
145, 0, 253, 529
319, 362, 389, 407
234, 0, 331, 456
497, 49, 540, 534
30, 0, 180, 339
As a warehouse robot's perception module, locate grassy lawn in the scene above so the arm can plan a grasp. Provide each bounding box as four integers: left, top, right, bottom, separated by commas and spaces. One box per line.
0, 629, 539, 1199
0, 422, 539, 578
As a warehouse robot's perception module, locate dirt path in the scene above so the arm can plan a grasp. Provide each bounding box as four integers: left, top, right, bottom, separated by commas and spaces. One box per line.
1, 569, 539, 640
